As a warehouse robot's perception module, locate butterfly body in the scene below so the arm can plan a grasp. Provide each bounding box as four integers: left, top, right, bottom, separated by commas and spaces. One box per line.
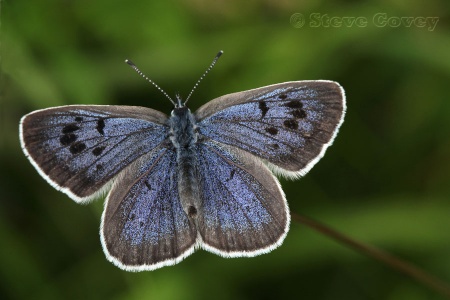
168, 102, 201, 218
20, 79, 345, 271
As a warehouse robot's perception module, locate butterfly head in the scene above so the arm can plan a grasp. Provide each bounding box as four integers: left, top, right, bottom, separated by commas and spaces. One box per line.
170, 95, 191, 119
175, 94, 186, 108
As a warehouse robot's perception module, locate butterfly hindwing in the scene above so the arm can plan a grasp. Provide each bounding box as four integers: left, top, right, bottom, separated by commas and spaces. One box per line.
20, 105, 168, 202
101, 147, 197, 271
195, 81, 345, 177
195, 140, 289, 256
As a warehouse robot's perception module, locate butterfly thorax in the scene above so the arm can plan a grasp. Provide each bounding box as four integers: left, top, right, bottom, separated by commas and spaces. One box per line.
168, 106, 201, 219
169, 106, 198, 148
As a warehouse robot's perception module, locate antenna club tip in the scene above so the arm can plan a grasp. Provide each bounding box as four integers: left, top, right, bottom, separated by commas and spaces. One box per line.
217, 50, 224, 57
125, 59, 135, 66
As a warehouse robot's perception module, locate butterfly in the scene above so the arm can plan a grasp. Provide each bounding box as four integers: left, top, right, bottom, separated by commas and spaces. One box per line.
19, 51, 346, 271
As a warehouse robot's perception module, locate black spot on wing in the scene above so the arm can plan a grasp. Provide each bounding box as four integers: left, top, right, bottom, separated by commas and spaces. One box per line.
188, 206, 197, 218
69, 142, 87, 154
226, 169, 236, 182
92, 146, 106, 156
96, 164, 103, 170
271, 143, 280, 149
284, 119, 299, 130
259, 101, 269, 118
265, 127, 278, 135
145, 181, 151, 190
279, 94, 287, 99
292, 109, 307, 119
60, 133, 77, 146
75, 117, 83, 122
284, 100, 303, 108
62, 124, 80, 134
96, 118, 105, 135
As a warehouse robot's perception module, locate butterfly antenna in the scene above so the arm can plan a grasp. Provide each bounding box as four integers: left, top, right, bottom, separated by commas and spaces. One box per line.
184, 50, 223, 105
125, 59, 177, 106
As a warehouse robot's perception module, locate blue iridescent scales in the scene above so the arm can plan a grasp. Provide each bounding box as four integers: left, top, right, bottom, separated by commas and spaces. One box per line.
20, 80, 345, 271
21, 106, 168, 199
199, 88, 318, 160
196, 82, 345, 175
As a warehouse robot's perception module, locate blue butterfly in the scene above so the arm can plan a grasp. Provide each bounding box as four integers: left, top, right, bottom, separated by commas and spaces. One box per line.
19, 51, 346, 271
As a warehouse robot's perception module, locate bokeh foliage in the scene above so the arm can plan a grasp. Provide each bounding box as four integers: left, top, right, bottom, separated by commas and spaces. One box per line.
2, 0, 450, 299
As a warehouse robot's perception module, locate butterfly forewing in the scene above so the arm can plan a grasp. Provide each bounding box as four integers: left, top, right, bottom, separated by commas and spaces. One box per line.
101, 147, 197, 271
195, 81, 345, 177
20, 105, 169, 202
196, 140, 289, 256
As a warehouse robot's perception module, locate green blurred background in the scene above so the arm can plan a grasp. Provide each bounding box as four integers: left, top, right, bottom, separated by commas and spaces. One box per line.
2, 0, 450, 299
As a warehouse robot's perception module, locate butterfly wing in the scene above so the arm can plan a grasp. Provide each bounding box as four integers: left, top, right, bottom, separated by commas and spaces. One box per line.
20, 105, 169, 202
195, 81, 345, 178
195, 140, 288, 256
101, 147, 198, 271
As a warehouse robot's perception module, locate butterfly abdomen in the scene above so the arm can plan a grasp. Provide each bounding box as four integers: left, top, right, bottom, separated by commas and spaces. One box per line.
168, 106, 201, 219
